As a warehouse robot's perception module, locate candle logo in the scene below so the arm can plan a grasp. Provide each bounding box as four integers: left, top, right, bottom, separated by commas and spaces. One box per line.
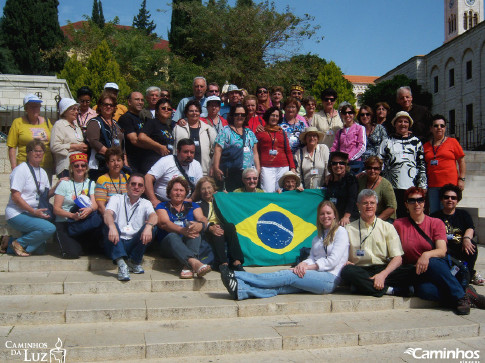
49, 338, 66, 363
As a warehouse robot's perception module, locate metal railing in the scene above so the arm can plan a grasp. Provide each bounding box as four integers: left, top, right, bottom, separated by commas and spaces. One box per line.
448, 122, 485, 150
0, 105, 59, 134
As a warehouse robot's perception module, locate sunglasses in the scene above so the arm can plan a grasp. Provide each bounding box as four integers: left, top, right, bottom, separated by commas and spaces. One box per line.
442, 195, 458, 200
102, 103, 115, 108
244, 177, 258, 181
234, 113, 246, 117
365, 166, 381, 171
257, 90, 268, 94
160, 94, 170, 98
130, 182, 144, 188
159, 106, 172, 111
73, 163, 87, 169
406, 197, 425, 204
207, 90, 219, 94
433, 124, 446, 128
331, 161, 347, 166
341, 111, 354, 115
323, 98, 335, 102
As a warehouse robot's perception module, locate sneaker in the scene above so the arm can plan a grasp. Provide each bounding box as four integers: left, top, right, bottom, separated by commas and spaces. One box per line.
456, 296, 470, 315
126, 259, 144, 274
117, 264, 130, 281
220, 264, 238, 300
231, 264, 245, 272
465, 285, 485, 309
471, 273, 485, 286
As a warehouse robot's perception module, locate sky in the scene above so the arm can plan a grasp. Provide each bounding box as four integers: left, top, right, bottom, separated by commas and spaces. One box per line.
0, 0, 464, 77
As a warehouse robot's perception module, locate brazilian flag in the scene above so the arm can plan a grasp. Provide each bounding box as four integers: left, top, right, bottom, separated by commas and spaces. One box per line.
214, 190, 324, 266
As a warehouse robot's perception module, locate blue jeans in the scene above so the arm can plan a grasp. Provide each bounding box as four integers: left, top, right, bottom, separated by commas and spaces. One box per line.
103, 223, 154, 264
159, 232, 201, 268
6, 213, 56, 255
414, 257, 465, 306
235, 269, 340, 300
427, 187, 443, 215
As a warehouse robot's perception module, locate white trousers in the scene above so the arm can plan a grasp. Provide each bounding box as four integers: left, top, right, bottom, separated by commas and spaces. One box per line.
260, 166, 290, 193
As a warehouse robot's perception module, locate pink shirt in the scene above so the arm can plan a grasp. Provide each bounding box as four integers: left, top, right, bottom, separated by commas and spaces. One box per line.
393, 215, 447, 265
330, 122, 366, 161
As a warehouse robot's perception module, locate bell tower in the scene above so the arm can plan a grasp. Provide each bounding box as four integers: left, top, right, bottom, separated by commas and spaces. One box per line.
445, 0, 483, 42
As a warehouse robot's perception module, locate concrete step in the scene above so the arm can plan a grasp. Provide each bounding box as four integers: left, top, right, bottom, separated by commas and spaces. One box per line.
0, 289, 440, 326
1, 309, 483, 362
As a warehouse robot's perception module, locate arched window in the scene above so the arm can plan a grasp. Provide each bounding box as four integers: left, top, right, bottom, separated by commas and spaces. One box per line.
469, 11, 473, 28
464, 12, 468, 30
448, 17, 452, 34
473, 13, 478, 26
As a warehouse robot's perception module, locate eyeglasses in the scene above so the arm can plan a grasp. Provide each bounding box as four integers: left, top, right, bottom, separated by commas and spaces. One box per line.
73, 163, 87, 169
442, 195, 458, 200
433, 124, 446, 128
102, 103, 115, 108
159, 106, 172, 111
244, 177, 258, 181
160, 93, 170, 98
257, 90, 268, 94
78, 100, 90, 104
341, 111, 354, 115
323, 98, 335, 102
130, 182, 144, 188
406, 197, 425, 204
234, 113, 246, 117
207, 89, 219, 94
331, 161, 347, 166
360, 113, 371, 117
292, 91, 302, 95
365, 166, 381, 171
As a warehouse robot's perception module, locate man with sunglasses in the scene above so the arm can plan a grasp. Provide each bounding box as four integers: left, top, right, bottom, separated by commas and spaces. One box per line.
431, 184, 484, 286
314, 88, 343, 148
103, 173, 157, 281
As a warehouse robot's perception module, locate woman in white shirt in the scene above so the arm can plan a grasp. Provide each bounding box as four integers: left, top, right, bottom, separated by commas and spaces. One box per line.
219, 201, 349, 300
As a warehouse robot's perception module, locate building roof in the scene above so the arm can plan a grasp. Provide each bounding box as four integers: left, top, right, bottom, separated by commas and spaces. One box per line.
344, 75, 378, 84
60, 21, 170, 51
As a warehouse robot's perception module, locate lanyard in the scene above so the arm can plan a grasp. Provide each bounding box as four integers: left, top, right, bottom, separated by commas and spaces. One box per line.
267, 131, 277, 150
110, 175, 123, 194
72, 180, 85, 199
208, 117, 222, 134
432, 137, 445, 159
358, 218, 377, 249
124, 196, 139, 224
100, 116, 118, 143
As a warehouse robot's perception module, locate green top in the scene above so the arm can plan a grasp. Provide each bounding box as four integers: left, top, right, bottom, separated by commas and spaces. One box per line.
233, 187, 265, 193
358, 175, 397, 220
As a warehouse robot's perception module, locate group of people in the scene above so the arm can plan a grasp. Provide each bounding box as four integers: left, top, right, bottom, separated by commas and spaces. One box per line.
3, 77, 483, 315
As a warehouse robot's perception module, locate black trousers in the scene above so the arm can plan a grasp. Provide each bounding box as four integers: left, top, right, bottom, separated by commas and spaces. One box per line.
394, 189, 408, 218
448, 241, 479, 276
55, 222, 102, 259
205, 223, 244, 266
341, 263, 416, 297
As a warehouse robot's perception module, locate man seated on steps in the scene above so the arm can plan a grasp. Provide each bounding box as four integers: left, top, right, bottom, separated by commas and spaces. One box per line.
340, 189, 415, 297
103, 173, 158, 281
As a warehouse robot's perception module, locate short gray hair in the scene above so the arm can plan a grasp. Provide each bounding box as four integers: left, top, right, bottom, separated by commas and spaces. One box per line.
242, 168, 258, 179
146, 86, 161, 96
357, 189, 379, 204
397, 86, 412, 97
193, 76, 207, 86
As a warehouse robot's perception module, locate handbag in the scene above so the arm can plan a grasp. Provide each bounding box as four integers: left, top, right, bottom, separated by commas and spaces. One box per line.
220, 128, 246, 171
408, 217, 470, 288
26, 162, 54, 222
67, 180, 103, 236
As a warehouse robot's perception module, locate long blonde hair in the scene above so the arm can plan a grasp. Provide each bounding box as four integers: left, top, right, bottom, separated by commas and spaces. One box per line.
316, 200, 339, 246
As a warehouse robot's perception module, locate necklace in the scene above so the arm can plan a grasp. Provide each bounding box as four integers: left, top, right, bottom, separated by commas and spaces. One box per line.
367, 176, 379, 190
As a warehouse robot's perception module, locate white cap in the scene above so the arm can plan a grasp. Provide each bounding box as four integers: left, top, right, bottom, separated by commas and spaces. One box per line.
104, 82, 119, 90
23, 94, 42, 106
206, 95, 221, 104
58, 98, 79, 117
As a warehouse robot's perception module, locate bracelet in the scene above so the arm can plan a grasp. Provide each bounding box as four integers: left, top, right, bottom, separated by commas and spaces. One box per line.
463, 236, 471, 240
458, 177, 466, 181
146, 222, 155, 228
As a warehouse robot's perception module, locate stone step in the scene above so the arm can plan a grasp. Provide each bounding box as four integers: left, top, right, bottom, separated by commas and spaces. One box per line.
0, 309, 482, 362
0, 289, 439, 326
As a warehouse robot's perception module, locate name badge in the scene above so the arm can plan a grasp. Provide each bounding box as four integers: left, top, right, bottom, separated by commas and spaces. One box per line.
326, 130, 334, 136
174, 220, 185, 227
168, 144, 173, 151
243, 146, 250, 152
430, 159, 438, 166
290, 136, 298, 143
194, 140, 200, 146
356, 249, 365, 257
329, 197, 337, 204
122, 225, 134, 233
447, 233, 454, 240
310, 168, 319, 175
269, 149, 278, 156
113, 139, 120, 146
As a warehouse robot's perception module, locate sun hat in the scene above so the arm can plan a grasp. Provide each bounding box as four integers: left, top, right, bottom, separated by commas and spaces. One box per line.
391, 111, 414, 127
23, 94, 42, 106
58, 98, 80, 117
278, 170, 301, 188
299, 126, 324, 144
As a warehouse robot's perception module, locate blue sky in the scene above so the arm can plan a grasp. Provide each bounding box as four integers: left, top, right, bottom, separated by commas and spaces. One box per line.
0, 0, 468, 76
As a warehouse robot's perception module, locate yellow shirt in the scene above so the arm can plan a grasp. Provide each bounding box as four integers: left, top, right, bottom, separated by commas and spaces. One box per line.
207, 201, 221, 225
7, 116, 53, 170
345, 217, 403, 266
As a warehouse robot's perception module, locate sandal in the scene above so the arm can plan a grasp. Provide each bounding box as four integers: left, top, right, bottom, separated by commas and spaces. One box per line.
11, 241, 30, 257
180, 269, 194, 279
0, 235, 8, 253
471, 273, 485, 286
196, 264, 212, 278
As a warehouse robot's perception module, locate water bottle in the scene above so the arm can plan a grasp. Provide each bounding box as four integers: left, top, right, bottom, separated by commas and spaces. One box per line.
460, 262, 470, 288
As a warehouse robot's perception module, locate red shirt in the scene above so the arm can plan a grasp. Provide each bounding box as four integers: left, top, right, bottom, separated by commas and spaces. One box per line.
423, 137, 464, 187
201, 116, 228, 129
256, 129, 295, 169
247, 115, 265, 133
393, 215, 447, 265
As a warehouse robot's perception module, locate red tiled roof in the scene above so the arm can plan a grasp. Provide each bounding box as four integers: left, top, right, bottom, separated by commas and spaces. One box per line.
344, 75, 378, 84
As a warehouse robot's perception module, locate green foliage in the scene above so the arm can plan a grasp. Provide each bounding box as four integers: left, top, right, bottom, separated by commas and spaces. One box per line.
1, 0, 66, 75
361, 74, 432, 111
169, 0, 202, 57
57, 54, 88, 94
0, 19, 19, 74
236, 0, 254, 6
133, 0, 156, 35
91, 0, 105, 28
312, 61, 355, 107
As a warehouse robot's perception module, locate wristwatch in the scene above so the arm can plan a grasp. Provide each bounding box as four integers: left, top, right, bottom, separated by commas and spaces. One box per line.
458, 177, 466, 181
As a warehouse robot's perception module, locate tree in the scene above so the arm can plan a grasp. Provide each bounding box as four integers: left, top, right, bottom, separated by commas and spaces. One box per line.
133, 0, 156, 35
169, 0, 202, 57
0, 0, 66, 75
0, 19, 19, 74
361, 74, 432, 113
57, 54, 88, 95
236, 0, 253, 6
312, 61, 355, 106
91, 0, 105, 28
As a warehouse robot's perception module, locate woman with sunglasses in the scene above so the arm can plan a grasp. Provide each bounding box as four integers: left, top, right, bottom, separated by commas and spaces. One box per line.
212, 104, 260, 192
312, 88, 343, 149
255, 86, 272, 117
53, 153, 101, 259
357, 156, 396, 222
357, 105, 387, 161
331, 103, 366, 175
137, 98, 175, 174
157, 177, 211, 279
234, 168, 264, 193
423, 115, 466, 214
324, 151, 358, 226
393, 187, 485, 315
379, 111, 427, 218
86, 91, 126, 182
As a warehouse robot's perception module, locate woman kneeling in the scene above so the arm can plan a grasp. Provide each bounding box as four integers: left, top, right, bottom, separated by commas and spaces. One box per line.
220, 201, 349, 300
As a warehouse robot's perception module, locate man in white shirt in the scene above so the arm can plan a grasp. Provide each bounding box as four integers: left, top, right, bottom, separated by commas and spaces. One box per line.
103, 173, 157, 281
144, 138, 203, 206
